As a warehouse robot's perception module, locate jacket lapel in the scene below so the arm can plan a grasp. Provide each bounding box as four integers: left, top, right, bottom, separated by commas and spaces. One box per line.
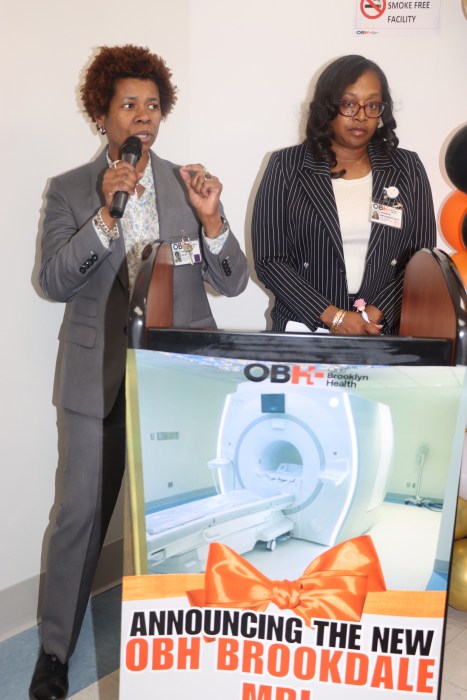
297, 147, 346, 267
366, 142, 402, 261
150, 151, 187, 240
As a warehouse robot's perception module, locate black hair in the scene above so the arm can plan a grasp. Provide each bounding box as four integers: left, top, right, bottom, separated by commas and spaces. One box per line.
305, 55, 398, 176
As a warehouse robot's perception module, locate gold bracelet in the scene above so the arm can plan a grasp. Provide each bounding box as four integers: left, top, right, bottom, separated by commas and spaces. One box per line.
329, 309, 346, 334
93, 207, 119, 241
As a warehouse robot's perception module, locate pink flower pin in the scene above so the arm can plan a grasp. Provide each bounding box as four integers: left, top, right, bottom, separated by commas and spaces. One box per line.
354, 298, 366, 313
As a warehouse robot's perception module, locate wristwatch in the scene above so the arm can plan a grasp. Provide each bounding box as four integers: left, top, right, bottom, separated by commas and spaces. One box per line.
217, 217, 229, 237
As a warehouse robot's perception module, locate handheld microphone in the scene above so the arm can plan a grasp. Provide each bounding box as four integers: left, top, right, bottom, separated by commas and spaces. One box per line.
109, 136, 143, 219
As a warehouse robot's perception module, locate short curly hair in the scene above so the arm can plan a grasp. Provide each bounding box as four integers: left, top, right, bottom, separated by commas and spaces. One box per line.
81, 44, 177, 122
305, 55, 398, 178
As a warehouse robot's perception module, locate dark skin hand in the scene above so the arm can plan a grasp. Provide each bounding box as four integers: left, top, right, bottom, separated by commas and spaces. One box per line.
99, 161, 224, 238
100, 159, 142, 229
179, 164, 224, 238
320, 304, 383, 334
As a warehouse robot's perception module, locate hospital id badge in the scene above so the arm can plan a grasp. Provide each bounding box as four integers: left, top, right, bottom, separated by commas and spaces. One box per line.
369, 199, 403, 229
171, 236, 202, 266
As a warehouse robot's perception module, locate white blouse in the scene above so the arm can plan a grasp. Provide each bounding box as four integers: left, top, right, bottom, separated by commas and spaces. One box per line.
332, 171, 372, 294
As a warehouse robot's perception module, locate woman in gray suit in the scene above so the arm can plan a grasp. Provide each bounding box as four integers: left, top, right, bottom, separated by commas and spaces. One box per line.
30, 44, 248, 700
252, 55, 435, 335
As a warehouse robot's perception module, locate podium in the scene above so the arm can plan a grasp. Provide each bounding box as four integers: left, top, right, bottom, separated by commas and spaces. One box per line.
121, 245, 467, 700
129, 245, 465, 367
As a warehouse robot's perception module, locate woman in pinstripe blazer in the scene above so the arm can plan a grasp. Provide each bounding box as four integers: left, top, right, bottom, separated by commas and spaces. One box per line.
252, 55, 436, 335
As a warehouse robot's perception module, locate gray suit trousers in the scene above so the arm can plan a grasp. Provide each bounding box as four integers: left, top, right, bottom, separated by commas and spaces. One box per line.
41, 381, 126, 662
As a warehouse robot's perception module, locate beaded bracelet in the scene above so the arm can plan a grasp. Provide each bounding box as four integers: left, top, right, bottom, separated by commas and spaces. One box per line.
93, 207, 119, 241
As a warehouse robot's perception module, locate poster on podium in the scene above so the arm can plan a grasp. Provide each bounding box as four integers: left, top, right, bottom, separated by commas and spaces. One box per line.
121, 345, 467, 700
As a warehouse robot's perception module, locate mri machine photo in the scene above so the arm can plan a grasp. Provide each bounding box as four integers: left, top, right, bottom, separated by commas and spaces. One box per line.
145, 382, 393, 574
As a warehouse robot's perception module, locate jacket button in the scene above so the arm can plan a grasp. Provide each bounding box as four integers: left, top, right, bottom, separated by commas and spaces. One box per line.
221, 258, 232, 276
79, 265, 86, 274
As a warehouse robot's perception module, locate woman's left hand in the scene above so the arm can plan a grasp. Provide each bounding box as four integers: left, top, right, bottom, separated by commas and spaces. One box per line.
180, 164, 224, 238
364, 304, 384, 325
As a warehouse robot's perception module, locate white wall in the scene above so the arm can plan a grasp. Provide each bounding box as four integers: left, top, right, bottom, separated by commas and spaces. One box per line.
1, 0, 466, 634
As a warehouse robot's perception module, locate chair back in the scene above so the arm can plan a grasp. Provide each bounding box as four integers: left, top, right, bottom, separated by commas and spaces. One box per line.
128, 241, 174, 349
400, 248, 467, 364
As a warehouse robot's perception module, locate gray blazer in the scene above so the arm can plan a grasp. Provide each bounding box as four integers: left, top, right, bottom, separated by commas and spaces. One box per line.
40, 149, 248, 418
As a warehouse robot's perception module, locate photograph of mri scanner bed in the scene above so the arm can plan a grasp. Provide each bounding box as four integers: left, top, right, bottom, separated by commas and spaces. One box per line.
145, 382, 392, 571
130, 351, 465, 591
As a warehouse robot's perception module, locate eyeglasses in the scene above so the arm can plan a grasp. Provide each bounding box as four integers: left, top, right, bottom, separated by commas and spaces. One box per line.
338, 100, 386, 119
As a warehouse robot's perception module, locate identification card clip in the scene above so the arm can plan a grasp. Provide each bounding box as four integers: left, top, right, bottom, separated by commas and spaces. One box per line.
171, 235, 202, 266
370, 190, 403, 229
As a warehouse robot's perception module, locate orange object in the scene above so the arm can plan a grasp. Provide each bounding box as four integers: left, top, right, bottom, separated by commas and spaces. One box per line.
440, 190, 467, 251
187, 537, 386, 623
451, 251, 467, 287
122, 573, 446, 617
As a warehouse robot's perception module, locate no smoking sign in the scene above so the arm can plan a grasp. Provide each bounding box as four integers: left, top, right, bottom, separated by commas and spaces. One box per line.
360, 0, 386, 20
356, 0, 440, 35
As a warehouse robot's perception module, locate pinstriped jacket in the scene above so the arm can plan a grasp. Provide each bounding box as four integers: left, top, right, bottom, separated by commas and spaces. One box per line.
252, 142, 436, 334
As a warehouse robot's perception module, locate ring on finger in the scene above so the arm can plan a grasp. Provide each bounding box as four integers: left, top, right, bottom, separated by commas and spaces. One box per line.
112, 160, 121, 169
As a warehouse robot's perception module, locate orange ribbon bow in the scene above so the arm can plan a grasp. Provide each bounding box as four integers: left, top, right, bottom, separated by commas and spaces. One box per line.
187, 536, 386, 623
